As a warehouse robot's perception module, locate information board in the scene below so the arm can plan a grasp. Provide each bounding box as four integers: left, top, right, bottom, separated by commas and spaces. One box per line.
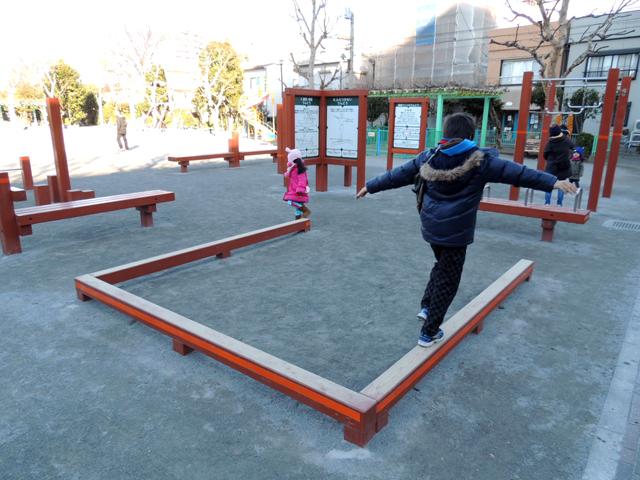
294, 96, 320, 158
393, 103, 422, 149
326, 97, 359, 158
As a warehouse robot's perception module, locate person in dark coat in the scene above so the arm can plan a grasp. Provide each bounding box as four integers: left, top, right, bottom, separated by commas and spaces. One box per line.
356, 113, 576, 347
543, 124, 574, 205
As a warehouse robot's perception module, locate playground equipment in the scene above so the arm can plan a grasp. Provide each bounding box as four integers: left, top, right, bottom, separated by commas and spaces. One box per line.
75, 219, 534, 446
386, 97, 429, 170
510, 69, 632, 209
167, 132, 277, 172
0, 97, 176, 255
281, 88, 368, 192
480, 186, 589, 242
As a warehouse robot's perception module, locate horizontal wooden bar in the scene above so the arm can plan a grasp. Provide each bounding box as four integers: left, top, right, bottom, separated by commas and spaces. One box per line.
479, 198, 590, 224
15, 191, 174, 225
75, 275, 374, 424
323, 158, 359, 166
361, 259, 534, 415
92, 219, 311, 284
168, 153, 232, 162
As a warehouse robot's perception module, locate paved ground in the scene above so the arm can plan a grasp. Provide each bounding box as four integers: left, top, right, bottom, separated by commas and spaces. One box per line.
1, 127, 639, 479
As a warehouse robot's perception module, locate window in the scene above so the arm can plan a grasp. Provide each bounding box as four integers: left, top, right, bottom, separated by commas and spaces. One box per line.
249, 76, 263, 90
500, 59, 542, 85
585, 52, 639, 79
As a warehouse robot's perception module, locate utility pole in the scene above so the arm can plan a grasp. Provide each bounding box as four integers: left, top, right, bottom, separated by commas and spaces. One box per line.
345, 9, 354, 74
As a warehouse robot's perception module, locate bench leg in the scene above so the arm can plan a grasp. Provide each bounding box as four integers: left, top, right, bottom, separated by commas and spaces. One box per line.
173, 339, 193, 356
180, 161, 189, 173
216, 251, 231, 259
0, 173, 22, 255
76, 288, 91, 302
541, 219, 556, 242
473, 320, 484, 334
137, 205, 156, 227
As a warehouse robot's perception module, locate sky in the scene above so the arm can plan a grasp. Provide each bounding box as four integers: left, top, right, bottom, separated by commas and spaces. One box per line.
0, 0, 634, 86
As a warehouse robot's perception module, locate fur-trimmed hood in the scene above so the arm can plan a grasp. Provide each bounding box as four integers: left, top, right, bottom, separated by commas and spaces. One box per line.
420, 149, 484, 182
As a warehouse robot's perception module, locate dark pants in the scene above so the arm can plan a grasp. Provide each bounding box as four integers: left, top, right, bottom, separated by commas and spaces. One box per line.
421, 244, 467, 336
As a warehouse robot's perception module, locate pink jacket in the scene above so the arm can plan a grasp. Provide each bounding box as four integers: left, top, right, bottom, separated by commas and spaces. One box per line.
283, 168, 309, 203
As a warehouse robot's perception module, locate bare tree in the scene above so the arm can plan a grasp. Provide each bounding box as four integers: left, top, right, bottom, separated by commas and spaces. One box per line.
491, 0, 637, 79
290, 0, 339, 89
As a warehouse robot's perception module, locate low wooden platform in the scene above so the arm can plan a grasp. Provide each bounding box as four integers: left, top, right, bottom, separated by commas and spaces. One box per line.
74, 219, 534, 447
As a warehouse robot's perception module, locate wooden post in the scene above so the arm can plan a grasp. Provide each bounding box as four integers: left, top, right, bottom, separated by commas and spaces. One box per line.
276, 103, 286, 174
603, 76, 632, 198
343, 405, 378, 447
47, 175, 61, 203
172, 339, 194, 356
0, 172, 22, 255
46, 98, 72, 201
179, 161, 189, 173
33, 185, 51, 206
537, 81, 556, 171
20, 156, 34, 190
356, 93, 368, 192
510, 71, 533, 201
344, 166, 352, 187
540, 219, 556, 242
228, 132, 240, 168
386, 101, 396, 171
588, 68, 619, 212
137, 205, 156, 227
317, 95, 328, 192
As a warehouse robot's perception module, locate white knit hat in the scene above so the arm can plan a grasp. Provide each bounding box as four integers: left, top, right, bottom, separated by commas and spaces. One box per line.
286, 147, 302, 166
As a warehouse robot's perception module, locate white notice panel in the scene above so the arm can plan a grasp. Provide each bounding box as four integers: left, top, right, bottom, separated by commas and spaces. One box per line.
393, 103, 422, 149
326, 97, 359, 158
294, 96, 320, 158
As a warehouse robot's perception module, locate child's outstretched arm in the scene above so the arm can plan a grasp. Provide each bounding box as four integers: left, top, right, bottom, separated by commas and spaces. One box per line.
482, 152, 577, 194
356, 152, 428, 199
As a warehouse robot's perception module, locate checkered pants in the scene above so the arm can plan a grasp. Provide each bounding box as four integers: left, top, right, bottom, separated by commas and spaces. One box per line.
420, 244, 467, 336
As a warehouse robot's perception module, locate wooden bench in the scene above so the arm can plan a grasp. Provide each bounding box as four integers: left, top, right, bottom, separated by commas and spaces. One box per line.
1, 173, 175, 255
168, 149, 277, 172
479, 193, 590, 241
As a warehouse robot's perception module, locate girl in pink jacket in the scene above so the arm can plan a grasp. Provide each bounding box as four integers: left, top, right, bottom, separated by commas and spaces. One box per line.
283, 147, 311, 219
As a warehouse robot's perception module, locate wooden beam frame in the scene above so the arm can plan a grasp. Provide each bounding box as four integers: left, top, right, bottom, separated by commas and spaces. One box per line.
386, 97, 429, 171
74, 220, 534, 446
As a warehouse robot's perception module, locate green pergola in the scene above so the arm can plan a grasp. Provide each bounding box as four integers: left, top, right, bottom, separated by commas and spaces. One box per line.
369, 87, 503, 148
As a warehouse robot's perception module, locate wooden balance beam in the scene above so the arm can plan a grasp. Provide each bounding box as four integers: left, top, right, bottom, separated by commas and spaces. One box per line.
0, 172, 174, 255
479, 188, 590, 241
73, 219, 533, 447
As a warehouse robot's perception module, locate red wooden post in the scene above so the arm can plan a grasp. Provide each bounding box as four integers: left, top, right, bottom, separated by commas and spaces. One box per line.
537, 81, 556, 171
588, 68, 620, 212
0, 173, 22, 255
356, 93, 368, 192
172, 339, 194, 356
20, 156, 34, 190
510, 71, 533, 201
228, 132, 241, 168
46, 98, 72, 201
179, 161, 189, 173
137, 205, 156, 227
473, 321, 484, 334
603, 76, 632, 198
317, 95, 328, 192
33, 185, 51, 205
343, 405, 378, 447
47, 175, 61, 203
276, 103, 286, 174
386, 101, 396, 171
540, 219, 556, 242
344, 166, 353, 187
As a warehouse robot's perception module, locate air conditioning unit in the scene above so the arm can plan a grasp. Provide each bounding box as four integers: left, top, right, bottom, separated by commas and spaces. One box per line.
629, 119, 640, 148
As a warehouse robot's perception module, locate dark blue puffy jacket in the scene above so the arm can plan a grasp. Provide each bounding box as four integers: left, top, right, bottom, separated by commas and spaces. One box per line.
366, 139, 557, 247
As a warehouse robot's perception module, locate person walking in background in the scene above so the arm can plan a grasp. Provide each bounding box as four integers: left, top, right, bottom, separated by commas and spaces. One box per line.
283, 147, 311, 219
543, 124, 573, 206
569, 146, 585, 188
116, 109, 129, 151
